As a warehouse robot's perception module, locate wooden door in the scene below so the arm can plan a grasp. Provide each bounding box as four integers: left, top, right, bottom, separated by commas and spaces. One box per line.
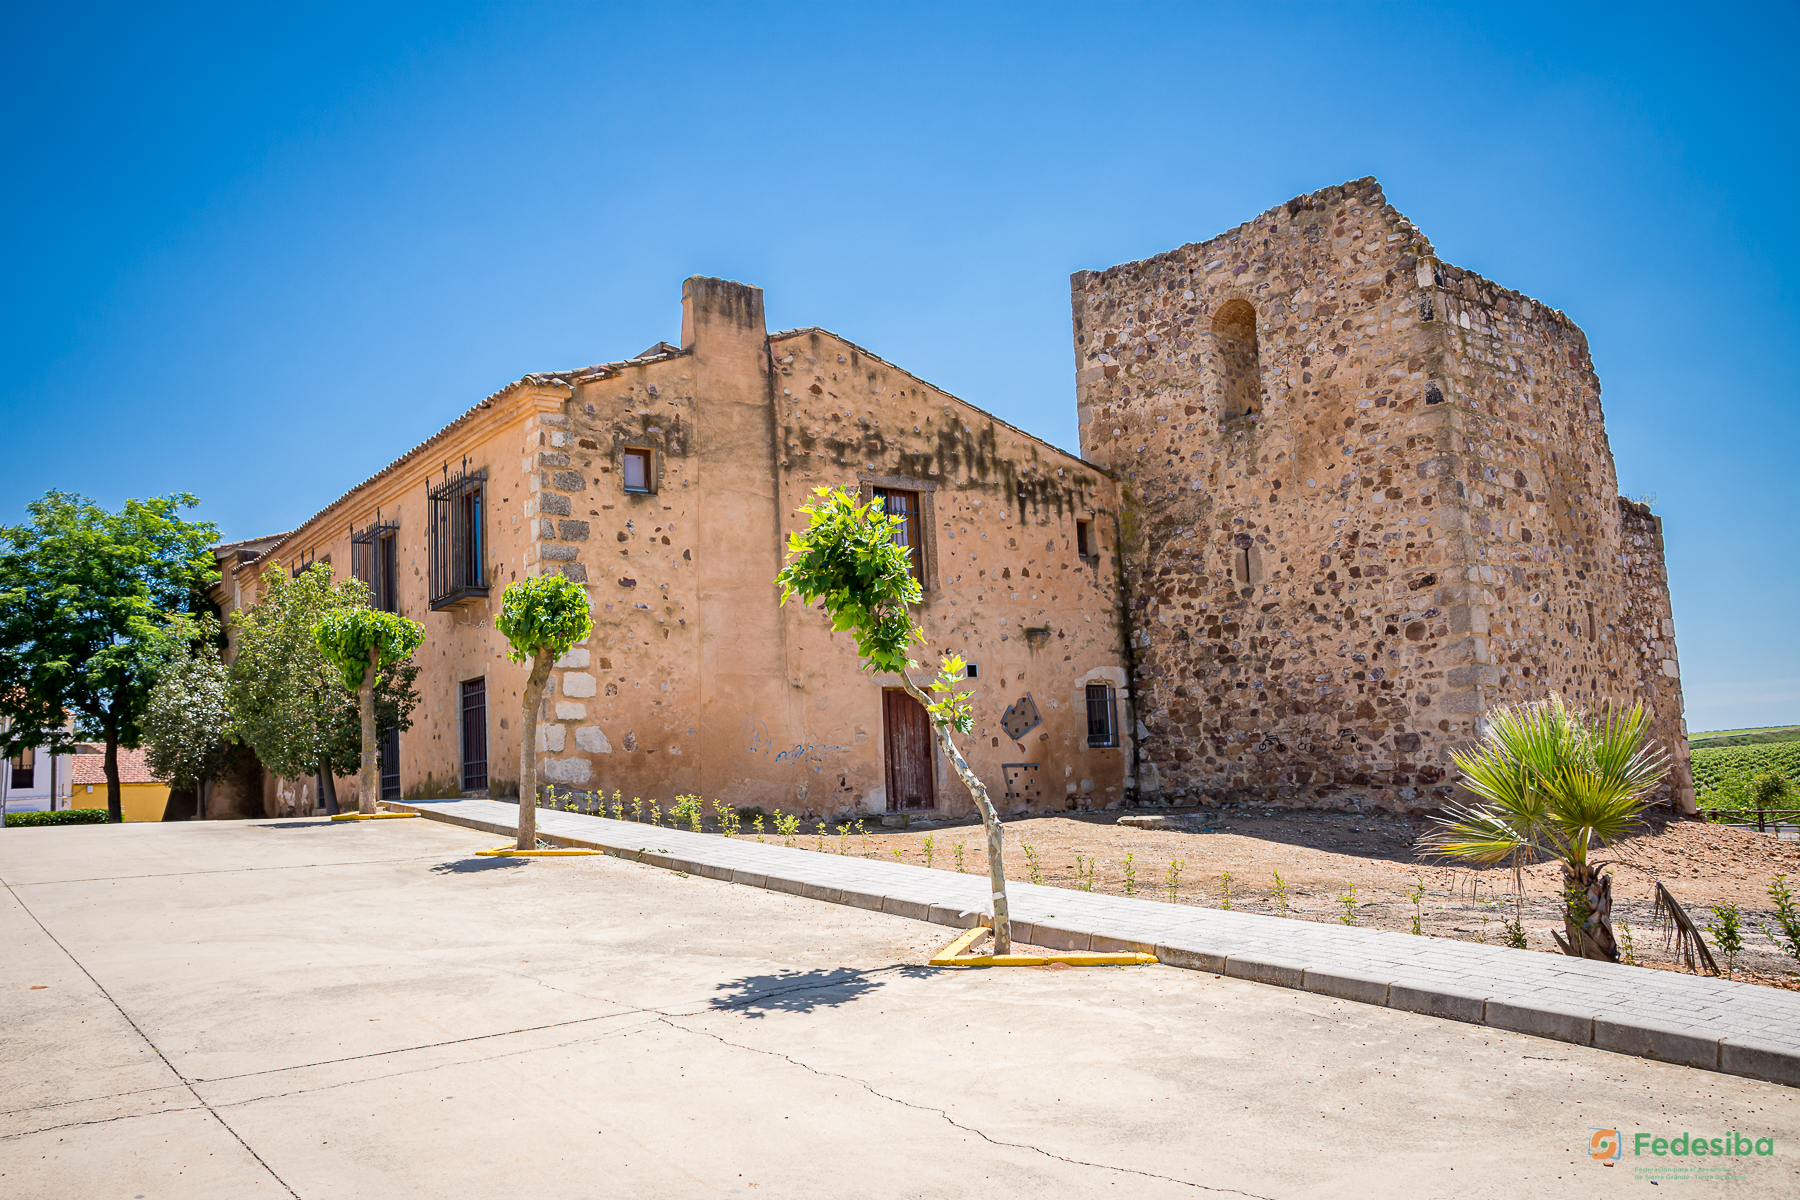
883, 689, 935, 812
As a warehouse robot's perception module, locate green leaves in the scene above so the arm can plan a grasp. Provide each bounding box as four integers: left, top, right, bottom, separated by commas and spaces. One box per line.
142, 622, 236, 790
494, 572, 593, 662
1421, 695, 1669, 871
926, 653, 975, 735
0, 490, 218, 760
775, 487, 922, 675
312, 608, 424, 694
229, 563, 420, 782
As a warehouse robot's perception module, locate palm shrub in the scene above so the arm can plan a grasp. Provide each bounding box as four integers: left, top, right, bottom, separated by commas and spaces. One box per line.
314, 608, 424, 815
775, 487, 1015, 952
1419, 695, 1668, 961
493, 573, 593, 850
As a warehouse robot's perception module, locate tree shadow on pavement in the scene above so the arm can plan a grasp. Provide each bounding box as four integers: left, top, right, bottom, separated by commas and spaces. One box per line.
431, 857, 529, 874
708, 966, 930, 1018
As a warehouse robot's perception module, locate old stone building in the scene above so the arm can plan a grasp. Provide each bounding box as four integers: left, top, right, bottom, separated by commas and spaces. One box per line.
1071, 175, 1694, 813
212, 176, 1693, 820
215, 278, 1131, 819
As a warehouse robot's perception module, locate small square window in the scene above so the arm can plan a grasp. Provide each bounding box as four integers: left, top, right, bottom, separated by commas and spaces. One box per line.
1076, 519, 1094, 558
622, 450, 651, 493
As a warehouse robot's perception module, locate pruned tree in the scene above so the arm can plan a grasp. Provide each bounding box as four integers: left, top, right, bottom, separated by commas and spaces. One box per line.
494, 573, 593, 850
775, 487, 1014, 952
228, 564, 421, 814
0, 491, 218, 821
314, 608, 424, 815
142, 620, 236, 817
1420, 695, 1668, 960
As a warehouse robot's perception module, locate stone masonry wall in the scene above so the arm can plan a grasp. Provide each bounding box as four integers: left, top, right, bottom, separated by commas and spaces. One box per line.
1071, 176, 1693, 812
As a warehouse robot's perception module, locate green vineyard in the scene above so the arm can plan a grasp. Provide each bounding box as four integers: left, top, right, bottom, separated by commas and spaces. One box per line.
1690, 741, 1800, 811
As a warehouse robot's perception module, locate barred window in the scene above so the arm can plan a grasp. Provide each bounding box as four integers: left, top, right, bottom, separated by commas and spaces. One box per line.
429, 464, 488, 610
873, 486, 923, 585
351, 516, 400, 613
1086, 684, 1119, 749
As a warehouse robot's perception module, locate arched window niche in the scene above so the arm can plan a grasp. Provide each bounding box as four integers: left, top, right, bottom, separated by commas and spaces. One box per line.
1211, 298, 1262, 421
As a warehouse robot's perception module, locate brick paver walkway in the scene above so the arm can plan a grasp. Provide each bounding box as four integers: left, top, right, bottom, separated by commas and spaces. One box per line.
393, 797, 1800, 1088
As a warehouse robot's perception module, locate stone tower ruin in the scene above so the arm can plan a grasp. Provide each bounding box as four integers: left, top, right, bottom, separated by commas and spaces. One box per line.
1071, 176, 1694, 814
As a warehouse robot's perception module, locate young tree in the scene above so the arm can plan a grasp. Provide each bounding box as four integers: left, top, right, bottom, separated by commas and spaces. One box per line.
494, 573, 593, 850
774, 487, 1015, 952
0, 491, 218, 821
142, 623, 236, 817
314, 608, 424, 815
1420, 695, 1668, 960
229, 564, 421, 814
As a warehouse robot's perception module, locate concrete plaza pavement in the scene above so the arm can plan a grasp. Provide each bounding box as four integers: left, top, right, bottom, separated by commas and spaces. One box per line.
3, 818, 1796, 1199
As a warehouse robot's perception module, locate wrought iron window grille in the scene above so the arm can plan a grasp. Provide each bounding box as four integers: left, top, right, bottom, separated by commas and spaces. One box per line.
351, 511, 401, 613
428, 460, 489, 610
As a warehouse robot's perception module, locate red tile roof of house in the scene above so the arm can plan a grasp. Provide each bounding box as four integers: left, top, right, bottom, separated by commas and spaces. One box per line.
71, 748, 166, 786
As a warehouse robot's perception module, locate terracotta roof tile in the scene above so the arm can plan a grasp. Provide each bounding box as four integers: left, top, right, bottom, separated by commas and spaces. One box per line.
71, 748, 166, 786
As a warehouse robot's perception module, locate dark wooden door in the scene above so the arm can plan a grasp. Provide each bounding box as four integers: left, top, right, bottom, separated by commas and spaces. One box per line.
883, 689, 935, 812
461, 679, 487, 792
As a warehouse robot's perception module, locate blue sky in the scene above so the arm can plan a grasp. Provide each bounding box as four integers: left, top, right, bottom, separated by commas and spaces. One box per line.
3, 3, 1795, 732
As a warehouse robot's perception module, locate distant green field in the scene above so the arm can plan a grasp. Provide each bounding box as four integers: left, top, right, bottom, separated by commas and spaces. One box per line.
1691, 741, 1800, 812
1687, 724, 1800, 749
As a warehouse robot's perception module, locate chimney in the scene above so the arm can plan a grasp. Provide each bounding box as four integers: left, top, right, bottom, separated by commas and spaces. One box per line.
680, 276, 766, 363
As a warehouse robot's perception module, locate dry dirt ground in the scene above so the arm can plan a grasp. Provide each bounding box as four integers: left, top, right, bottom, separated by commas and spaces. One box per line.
744, 806, 1800, 990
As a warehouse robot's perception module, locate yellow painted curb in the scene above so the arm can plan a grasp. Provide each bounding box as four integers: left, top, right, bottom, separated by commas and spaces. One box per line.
329, 812, 421, 821
929, 927, 1156, 968
475, 845, 605, 857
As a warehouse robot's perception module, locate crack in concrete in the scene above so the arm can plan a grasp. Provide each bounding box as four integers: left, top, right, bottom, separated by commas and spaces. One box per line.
1, 881, 304, 1198
2, 852, 455, 888
658, 1015, 1277, 1198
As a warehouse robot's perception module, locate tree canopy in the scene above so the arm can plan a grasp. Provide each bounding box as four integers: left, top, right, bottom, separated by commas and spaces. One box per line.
495, 572, 594, 662
0, 491, 218, 820
228, 564, 420, 799
141, 627, 237, 797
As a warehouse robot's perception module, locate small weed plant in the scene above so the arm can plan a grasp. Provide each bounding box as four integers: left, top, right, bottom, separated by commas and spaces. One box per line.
1122, 852, 1137, 898
1618, 918, 1637, 966
1166, 859, 1184, 904
835, 823, 849, 854
774, 810, 800, 847
1338, 884, 1357, 926
814, 821, 828, 853
954, 842, 967, 873
922, 835, 936, 870
712, 799, 740, 838
1706, 903, 1745, 977
1023, 844, 1043, 885
631, 796, 642, 823
752, 814, 766, 842
1220, 872, 1233, 911
1407, 878, 1425, 936
855, 820, 869, 857
1272, 869, 1291, 918
1764, 875, 1800, 964
611, 795, 625, 822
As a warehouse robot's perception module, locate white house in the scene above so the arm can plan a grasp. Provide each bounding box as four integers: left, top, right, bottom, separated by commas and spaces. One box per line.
1, 723, 75, 815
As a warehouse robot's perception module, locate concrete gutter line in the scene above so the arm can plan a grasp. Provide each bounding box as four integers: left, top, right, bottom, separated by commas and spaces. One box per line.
390, 798, 1800, 1089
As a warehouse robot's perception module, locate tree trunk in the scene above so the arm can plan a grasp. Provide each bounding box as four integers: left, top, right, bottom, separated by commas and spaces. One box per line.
358, 645, 379, 815
898, 675, 1011, 954
103, 730, 122, 823
1555, 861, 1618, 961
318, 766, 340, 816
517, 649, 554, 851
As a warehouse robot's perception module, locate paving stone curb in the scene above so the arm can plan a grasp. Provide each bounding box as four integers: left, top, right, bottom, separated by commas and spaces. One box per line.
392, 799, 1800, 1088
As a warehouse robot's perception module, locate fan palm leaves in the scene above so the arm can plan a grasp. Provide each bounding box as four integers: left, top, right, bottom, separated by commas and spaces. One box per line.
1419, 695, 1669, 960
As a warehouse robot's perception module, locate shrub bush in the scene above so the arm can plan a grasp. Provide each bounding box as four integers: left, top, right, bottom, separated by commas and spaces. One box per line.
3, 808, 109, 827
